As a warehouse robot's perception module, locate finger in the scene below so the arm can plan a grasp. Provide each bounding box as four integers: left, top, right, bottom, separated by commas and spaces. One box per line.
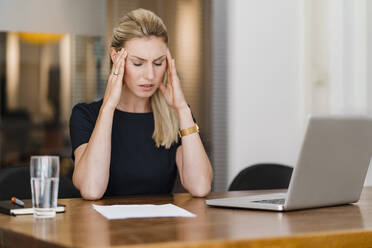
116, 55, 124, 78
170, 59, 179, 86
115, 48, 125, 70
167, 67, 172, 86
110, 49, 121, 73
166, 49, 173, 74
115, 48, 124, 64
166, 80, 174, 92
123, 49, 128, 68
160, 82, 173, 100
113, 52, 125, 83
166, 59, 172, 85
166, 48, 173, 60
171, 59, 177, 76
158, 83, 166, 95
167, 49, 173, 64
111, 48, 124, 76
109, 50, 120, 82
110, 54, 120, 80
117, 50, 127, 81
109, 54, 123, 87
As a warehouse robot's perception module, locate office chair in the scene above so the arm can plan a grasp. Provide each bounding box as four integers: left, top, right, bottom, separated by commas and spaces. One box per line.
0, 165, 81, 200
229, 163, 293, 191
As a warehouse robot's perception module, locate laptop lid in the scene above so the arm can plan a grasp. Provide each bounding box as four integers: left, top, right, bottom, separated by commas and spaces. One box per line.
284, 115, 372, 210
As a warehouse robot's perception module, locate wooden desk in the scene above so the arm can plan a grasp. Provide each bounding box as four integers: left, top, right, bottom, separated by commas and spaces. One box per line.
1, 188, 372, 248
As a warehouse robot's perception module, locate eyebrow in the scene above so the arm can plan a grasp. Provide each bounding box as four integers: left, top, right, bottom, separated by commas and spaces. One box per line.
130, 55, 166, 61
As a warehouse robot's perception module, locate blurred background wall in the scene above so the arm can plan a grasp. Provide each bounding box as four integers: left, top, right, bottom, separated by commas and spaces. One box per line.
225, 0, 302, 187
223, 0, 372, 187
0, 0, 107, 178
1, 0, 372, 192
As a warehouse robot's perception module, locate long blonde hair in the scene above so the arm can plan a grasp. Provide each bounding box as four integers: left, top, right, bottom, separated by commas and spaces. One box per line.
111, 8, 179, 149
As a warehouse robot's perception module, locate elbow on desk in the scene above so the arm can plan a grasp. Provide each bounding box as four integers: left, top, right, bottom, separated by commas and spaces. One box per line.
79, 188, 104, 200
189, 185, 211, 198
75, 181, 105, 200
72, 173, 105, 200
184, 175, 213, 197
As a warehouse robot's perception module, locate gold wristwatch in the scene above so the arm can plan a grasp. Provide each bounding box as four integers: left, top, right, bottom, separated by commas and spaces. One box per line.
178, 124, 199, 138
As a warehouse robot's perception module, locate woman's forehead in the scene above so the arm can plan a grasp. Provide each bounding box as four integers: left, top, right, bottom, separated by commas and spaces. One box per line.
125, 36, 167, 60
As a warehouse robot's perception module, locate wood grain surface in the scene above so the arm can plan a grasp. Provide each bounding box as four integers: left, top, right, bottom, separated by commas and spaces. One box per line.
1, 188, 372, 248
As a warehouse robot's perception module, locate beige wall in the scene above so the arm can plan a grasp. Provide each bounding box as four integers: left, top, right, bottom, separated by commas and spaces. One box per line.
0, 0, 105, 36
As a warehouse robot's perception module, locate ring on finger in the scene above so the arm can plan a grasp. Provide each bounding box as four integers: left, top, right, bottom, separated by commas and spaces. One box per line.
113, 72, 119, 76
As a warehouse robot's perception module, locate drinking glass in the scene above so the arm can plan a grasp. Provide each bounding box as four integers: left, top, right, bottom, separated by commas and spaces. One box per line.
30, 156, 60, 218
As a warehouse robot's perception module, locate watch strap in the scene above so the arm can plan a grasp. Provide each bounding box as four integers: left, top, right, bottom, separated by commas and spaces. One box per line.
178, 124, 199, 138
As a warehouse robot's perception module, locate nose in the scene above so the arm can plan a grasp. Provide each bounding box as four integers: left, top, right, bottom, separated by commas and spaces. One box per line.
145, 64, 155, 81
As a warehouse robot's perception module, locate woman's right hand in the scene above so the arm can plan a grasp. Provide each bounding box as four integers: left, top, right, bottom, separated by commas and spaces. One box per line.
102, 48, 127, 111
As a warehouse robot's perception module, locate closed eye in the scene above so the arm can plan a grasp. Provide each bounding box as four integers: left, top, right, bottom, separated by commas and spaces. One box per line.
154, 59, 165, 66
133, 63, 142, 66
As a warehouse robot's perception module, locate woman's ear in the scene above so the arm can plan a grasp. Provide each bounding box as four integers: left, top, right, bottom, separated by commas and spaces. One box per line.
110, 47, 117, 63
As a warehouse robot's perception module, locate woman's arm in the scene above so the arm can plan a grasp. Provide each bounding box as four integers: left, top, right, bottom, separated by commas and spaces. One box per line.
73, 107, 114, 200
175, 106, 213, 197
158, 49, 213, 197
73, 48, 127, 200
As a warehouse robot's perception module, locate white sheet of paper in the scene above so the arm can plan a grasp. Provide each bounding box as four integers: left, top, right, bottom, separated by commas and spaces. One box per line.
92, 203, 196, 220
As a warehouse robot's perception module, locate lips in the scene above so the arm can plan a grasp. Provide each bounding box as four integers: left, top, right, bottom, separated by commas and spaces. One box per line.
139, 84, 154, 91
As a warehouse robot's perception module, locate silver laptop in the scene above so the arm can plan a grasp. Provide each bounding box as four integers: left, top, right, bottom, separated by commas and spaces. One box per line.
206, 115, 372, 211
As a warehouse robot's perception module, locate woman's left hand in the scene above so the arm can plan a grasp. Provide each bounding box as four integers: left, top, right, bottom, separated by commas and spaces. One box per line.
158, 49, 188, 110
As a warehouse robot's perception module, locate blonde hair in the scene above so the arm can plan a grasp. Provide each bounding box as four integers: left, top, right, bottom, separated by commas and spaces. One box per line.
111, 8, 179, 148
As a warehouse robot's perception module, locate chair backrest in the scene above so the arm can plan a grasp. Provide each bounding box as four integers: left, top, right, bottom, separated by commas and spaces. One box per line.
229, 163, 293, 191
0, 165, 81, 200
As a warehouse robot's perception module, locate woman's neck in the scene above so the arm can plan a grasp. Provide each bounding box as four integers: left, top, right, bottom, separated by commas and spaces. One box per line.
116, 85, 152, 113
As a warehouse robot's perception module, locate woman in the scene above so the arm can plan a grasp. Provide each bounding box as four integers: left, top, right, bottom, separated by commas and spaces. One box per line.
69, 8, 213, 200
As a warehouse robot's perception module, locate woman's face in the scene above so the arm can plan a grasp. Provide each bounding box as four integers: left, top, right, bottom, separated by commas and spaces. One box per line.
122, 36, 167, 99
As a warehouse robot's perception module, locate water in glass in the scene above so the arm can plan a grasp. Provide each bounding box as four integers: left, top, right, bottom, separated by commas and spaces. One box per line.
30, 156, 60, 218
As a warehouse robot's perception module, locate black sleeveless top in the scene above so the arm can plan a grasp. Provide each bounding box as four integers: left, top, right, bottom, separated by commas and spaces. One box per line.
69, 99, 180, 196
